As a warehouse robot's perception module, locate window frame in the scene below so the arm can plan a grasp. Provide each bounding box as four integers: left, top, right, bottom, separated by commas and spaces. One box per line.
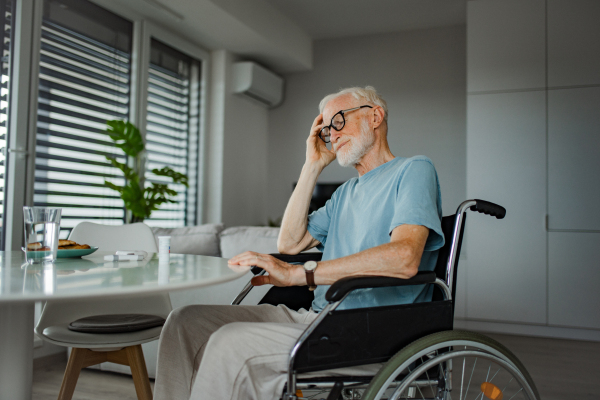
136, 21, 210, 227
4, 0, 210, 250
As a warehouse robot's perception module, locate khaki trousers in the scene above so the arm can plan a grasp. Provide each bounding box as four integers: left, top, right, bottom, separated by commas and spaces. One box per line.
153, 304, 380, 400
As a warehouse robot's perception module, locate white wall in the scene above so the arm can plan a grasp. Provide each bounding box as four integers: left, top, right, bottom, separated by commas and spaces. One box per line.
267, 26, 467, 221
204, 50, 270, 228
462, 0, 600, 342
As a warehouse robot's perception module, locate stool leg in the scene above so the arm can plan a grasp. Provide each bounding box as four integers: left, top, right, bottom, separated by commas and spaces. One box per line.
126, 345, 153, 400
57, 348, 86, 400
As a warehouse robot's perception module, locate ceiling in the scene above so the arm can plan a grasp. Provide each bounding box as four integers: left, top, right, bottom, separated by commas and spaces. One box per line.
100, 0, 467, 73
262, 0, 467, 40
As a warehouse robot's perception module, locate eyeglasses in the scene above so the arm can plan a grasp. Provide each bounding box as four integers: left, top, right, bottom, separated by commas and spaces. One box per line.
319, 105, 373, 143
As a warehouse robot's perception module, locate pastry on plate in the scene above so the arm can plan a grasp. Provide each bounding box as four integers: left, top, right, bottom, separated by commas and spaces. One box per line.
59, 244, 91, 250
27, 242, 43, 250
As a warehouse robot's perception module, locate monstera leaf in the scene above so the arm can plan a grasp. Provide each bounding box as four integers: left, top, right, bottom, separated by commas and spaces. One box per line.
145, 183, 178, 216
106, 120, 144, 158
105, 157, 136, 180
102, 120, 189, 223
152, 166, 189, 187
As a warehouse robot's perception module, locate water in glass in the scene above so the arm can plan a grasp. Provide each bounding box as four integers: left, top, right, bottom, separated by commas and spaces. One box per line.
23, 207, 62, 263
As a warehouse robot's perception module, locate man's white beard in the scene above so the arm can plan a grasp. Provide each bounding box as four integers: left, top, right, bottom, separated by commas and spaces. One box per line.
336, 119, 376, 167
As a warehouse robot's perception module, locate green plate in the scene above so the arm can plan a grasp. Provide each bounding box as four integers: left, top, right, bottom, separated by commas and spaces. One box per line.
57, 246, 99, 258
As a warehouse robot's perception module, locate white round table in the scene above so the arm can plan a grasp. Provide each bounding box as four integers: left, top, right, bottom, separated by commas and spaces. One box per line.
0, 251, 250, 400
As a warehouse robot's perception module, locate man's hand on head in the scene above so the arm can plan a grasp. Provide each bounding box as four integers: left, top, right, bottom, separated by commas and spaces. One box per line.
306, 114, 336, 170
228, 252, 305, 287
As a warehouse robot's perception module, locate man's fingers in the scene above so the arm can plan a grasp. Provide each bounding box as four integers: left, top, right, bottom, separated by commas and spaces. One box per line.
312, 113, 323, 127
311, 124, 324, 136
228, 252, 266, 266
228, 250, 255, 262
310, 114, 324, 137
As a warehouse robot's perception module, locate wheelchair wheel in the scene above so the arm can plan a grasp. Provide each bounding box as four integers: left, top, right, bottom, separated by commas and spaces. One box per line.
362, 330, 539, 400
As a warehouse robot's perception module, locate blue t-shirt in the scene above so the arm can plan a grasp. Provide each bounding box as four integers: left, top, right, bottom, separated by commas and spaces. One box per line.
307, 156, 444, 312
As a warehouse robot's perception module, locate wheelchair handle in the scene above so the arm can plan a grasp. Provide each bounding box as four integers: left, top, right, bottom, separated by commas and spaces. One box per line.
470, 199, 506, 219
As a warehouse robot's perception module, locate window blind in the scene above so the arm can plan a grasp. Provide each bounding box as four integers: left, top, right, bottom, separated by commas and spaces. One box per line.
145, 39, 200, 228
0, 0, 13, 250
34, 0, 133, 237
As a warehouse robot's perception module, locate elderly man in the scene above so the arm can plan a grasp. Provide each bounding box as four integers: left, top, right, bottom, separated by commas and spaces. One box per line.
154, 86, 443, 400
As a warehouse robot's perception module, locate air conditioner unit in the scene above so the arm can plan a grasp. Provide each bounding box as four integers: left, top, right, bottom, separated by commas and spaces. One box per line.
232, 61, 284, 108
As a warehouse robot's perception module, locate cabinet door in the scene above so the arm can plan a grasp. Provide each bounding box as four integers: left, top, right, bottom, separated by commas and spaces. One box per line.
549, 232, 600, 329
466, 91, 547, 324
548, 87, 600, 231
548, 0, 600, 87
467, 0, 545, 92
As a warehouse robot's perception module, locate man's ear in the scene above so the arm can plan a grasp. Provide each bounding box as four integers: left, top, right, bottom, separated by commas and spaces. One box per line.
372, 106, 385, 129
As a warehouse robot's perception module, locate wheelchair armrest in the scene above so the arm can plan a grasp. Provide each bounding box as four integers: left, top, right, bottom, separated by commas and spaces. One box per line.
325, 271, 437, 302
250, 253, 323, 275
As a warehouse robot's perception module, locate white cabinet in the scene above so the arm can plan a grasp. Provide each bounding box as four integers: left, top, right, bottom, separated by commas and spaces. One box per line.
466, 91, 547, 324
549, 232, 600, 329
465, 0, 600, 337
467, 0, 546, 92
548, 0, 600, 87
548, 87, 600, 231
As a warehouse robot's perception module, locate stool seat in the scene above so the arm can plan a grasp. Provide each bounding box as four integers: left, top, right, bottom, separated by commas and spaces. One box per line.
68, 314, 166, 334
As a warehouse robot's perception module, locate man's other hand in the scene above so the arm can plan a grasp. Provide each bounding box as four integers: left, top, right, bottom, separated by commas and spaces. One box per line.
306, 114, 336, 169
228, 252, 305, 287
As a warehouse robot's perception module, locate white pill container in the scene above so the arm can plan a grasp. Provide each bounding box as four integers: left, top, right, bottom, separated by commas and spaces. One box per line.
158, 236, 171, 255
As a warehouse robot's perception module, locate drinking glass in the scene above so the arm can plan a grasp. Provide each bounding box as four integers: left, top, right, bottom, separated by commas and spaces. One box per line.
23, 207, 62, 264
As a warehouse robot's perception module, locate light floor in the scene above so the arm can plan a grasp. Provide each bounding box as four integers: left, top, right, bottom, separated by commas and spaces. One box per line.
32, 332, 599, 400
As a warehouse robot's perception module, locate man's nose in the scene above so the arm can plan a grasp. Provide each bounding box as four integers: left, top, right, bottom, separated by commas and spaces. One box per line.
330, 129, 342, 143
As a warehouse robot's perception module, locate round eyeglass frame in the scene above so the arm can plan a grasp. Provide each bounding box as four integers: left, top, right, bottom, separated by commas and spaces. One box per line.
319, 105, 373, 143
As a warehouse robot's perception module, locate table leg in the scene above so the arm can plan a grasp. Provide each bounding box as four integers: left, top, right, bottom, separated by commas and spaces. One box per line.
0, 303, 34, 400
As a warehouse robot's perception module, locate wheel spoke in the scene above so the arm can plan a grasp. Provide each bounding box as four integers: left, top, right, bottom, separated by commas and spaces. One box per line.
459, 347, 466, 400
416, 384, 426, 399
488, 368, 500, 383
464, 357, 477, 400
501, 377, 514, 393
507, 387, 524, 400
473, 392, 484, 400
423, 366, 435, 398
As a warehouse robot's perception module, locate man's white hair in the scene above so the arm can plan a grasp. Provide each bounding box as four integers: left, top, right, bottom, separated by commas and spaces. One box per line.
319, 86, 388, 122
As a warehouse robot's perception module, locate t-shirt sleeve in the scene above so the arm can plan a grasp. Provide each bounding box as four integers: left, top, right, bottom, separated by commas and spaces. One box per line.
390, 159, 444, 251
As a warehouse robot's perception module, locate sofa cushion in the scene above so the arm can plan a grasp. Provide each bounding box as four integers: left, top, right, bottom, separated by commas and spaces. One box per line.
220, 226, 281, 258
151, 224, 224, 256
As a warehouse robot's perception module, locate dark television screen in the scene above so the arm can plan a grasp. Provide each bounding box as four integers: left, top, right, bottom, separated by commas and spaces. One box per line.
294, 182, 344, 213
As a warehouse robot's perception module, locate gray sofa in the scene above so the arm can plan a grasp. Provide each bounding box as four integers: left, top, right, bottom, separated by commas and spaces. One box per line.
98, 224, 317, 378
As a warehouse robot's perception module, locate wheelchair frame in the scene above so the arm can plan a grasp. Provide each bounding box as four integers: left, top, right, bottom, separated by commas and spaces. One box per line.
232, 200, 537, 400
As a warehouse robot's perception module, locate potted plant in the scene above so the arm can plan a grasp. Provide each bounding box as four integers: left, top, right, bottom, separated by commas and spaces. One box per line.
103, 120, 188, 223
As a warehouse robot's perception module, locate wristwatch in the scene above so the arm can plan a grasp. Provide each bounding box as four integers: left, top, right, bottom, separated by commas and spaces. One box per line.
303, 260, 318, 291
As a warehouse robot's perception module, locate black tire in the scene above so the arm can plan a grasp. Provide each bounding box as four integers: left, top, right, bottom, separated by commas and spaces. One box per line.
362, 330, 540, 400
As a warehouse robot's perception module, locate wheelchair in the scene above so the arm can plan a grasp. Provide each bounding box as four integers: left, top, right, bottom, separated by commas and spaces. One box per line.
232, 200, 540, 400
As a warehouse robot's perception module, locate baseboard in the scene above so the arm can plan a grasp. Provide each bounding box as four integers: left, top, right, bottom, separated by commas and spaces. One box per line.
33, 351, 67, 370
454, 318, 600, 342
